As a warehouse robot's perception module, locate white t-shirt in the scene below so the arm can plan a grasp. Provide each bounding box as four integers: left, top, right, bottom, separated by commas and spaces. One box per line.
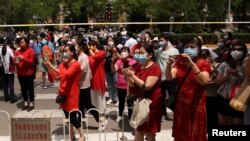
201, 45, 218, 61
124, 38, 137, 49
0, 45, 15, 74
155, 47, 179, 81
78, 53, 92, 89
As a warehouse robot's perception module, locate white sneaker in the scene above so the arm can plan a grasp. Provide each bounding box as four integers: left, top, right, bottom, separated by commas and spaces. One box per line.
115, 101, 119, 107
116, 116, 122, 123
85, 113, 93, 118
106, 99, 113, 105
98, 119, 108, 132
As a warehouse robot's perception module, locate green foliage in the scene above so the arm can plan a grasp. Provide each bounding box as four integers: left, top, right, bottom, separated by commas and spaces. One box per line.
166, 33, 250, 44
0, 0, 249, 33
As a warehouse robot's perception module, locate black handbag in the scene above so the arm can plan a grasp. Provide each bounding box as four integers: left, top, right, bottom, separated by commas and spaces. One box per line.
164, 69, 191, 111
127, 94, 137, 107
55, 95, 66, 103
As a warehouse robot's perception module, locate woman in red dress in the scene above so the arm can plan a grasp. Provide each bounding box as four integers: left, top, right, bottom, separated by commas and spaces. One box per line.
166, 37, 211, 141
44, 44, 85, 141
124, 44, 163, 141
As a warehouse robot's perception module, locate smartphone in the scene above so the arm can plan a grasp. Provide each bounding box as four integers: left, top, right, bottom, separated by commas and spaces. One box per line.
174, 55, 186, 62
123, 60, 129, 68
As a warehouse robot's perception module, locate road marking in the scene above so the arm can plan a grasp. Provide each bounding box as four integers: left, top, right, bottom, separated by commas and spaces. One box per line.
34, 92, 110, 100
11, 107, 124, 118
0, 129, 174, 141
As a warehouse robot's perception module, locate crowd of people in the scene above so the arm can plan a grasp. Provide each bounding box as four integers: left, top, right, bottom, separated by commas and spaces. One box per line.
0, 27, 250, 141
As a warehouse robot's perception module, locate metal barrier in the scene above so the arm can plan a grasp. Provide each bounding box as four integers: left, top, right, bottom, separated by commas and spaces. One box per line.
120, 106, 135, 141
49, 110, 66, 141
0, 107, 135, 141
68, 109, 84, 140
85, 108, 105, 141
105, 107, 119, 141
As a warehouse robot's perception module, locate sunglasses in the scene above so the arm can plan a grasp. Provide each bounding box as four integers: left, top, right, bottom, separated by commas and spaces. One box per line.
232, 48, 243, 51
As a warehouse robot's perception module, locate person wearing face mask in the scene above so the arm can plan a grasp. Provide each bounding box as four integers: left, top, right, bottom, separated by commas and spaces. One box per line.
76, 37, 100, 124
15, 37, 35, 110
155, 34, 179, 119
123, 44, 163, 141
224, 31, 233, 41
130, 33, 143, 55
0, 39, 18, 103
151, 37, 160, 50
213, 39, 226, 62
214, 40, 248, 126
111, 47, 136, 123
166, 37, 211, 141
88, 39, 108, 132
105, 36, 118, 105
37, 32, 55, 89
121, 27, 128, 45
44, 44, 85, 141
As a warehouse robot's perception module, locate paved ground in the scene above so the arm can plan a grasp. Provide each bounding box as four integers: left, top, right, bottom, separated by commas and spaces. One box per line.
0, 74, 174, 141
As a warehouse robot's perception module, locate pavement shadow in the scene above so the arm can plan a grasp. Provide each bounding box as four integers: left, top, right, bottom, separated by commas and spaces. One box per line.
0, 96, 5, 101
52, 124, 69, 137
108, 114, 134, 133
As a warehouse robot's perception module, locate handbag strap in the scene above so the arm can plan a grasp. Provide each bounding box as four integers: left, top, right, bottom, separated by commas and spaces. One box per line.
176, 68, 192, 95
141, 83, 146, 98
210, 62, 223, 80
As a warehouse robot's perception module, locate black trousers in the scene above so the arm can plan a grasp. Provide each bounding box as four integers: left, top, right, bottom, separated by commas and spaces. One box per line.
161, 80, 177, 114
63, 110, 81, 129
18, 75, 35, 102
161, 81, 168, 115
117, 88, 127, 116
206, 96, 219, 131
79, 87, 99, 122
3, 73, 15, 100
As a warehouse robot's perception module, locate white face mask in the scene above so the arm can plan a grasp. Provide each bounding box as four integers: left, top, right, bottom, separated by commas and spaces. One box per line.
231, 50, 243, 61
62, 52, 70, 62
121, 52, 129, 59
108, 41, 114, 46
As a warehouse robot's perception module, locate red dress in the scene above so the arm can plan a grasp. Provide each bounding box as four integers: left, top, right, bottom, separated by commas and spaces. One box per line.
58, 61, 81, 112
88, 51, 106, 95
133, 63, 163, 133
172, 59, 211, 141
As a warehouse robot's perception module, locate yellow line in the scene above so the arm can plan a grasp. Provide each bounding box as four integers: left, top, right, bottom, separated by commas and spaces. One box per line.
0, 21, 250, 27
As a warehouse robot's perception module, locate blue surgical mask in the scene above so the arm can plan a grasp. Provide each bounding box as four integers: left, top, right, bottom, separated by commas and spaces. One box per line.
138, 54, 148, 64
217, 42, 224, 48
184, 48, 197, 58
133, 53, 139, 61
224, 35, 228, 40
158, 41, 166, 47
136, 38, 141, 43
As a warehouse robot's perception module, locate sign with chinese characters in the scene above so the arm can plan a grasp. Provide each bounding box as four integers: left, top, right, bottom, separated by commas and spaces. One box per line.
11, 118, 51, 141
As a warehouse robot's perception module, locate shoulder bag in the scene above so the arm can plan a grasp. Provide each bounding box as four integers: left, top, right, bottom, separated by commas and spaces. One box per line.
164, 68, 191, 111
129, 83, 152, 129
